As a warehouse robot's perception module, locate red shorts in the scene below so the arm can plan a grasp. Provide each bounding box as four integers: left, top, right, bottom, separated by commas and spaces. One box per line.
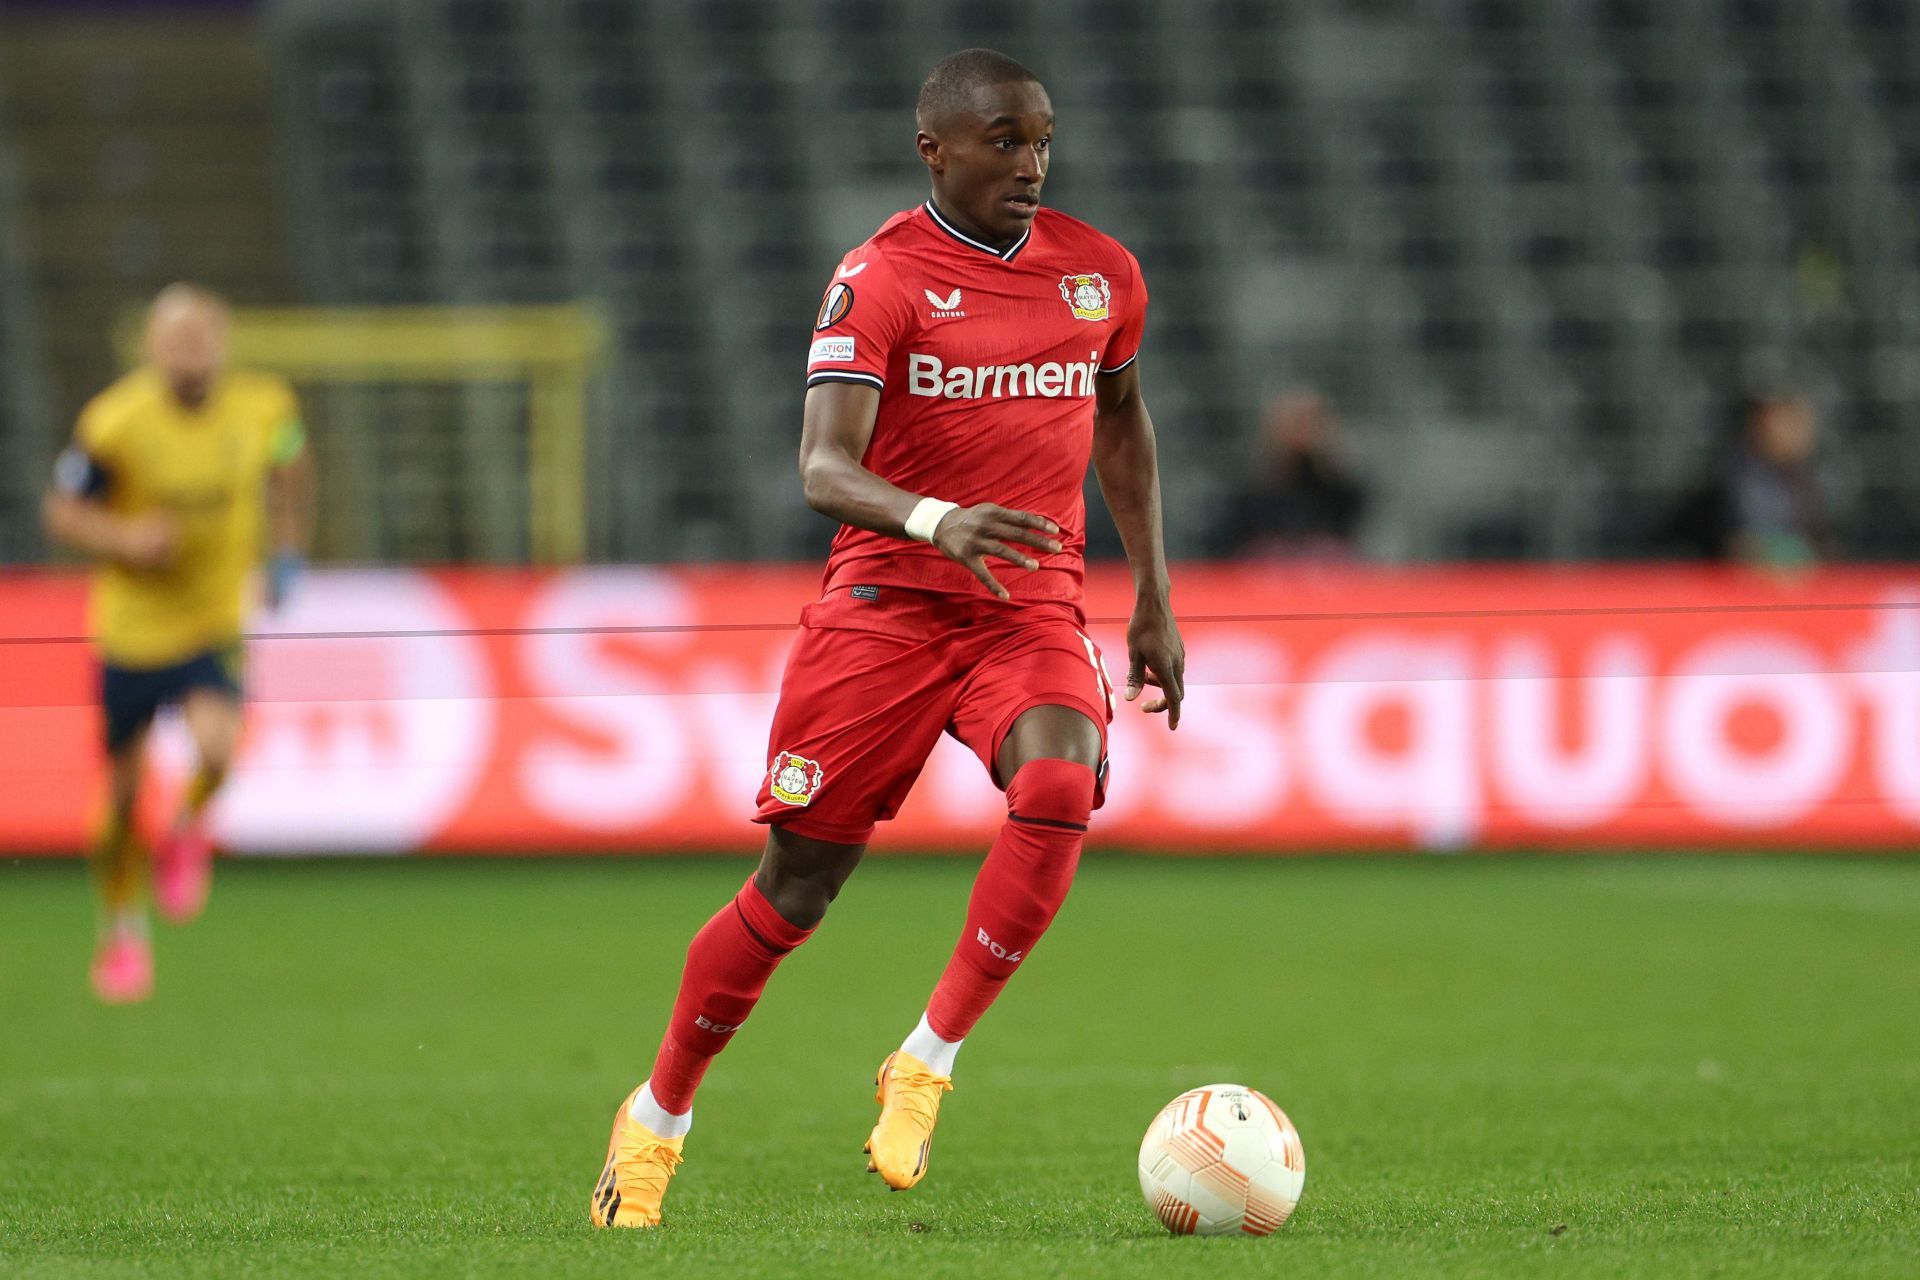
754, 586, 1117, 844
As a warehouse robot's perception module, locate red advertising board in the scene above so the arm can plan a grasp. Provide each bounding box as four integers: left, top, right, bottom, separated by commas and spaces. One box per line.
3, 564, 1918, 853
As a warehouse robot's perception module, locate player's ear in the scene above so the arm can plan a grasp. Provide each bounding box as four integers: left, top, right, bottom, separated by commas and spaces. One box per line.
916, 130, 944, 174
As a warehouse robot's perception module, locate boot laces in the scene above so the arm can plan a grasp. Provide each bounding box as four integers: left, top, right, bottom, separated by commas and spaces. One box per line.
886, 1065, 953, 1125
622, 1136, 683, 1189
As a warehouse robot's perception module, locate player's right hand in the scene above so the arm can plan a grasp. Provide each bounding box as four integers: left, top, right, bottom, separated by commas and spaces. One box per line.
931, 504, 1063, 601
117, 515, 179, 570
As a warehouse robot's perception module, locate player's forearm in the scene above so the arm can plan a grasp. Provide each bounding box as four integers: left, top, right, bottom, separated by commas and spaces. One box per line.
41, 493, 132, 562
1093, 402, 1173, 600
268, 455, 314, 554
799, 445, 925, 539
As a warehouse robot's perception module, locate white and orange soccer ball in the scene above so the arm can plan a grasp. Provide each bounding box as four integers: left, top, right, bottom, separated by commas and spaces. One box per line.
1137, 1084, 1305, 1236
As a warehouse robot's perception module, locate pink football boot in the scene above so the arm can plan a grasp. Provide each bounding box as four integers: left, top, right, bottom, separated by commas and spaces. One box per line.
90, 933, 154, 1004
152, 820, 214, 924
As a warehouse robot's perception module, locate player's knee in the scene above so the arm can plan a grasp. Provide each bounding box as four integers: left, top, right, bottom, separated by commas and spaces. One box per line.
197, 723, 241, 776
753, 864, 840, 931
760, 883, 816, 929
757, 828, 864, 929
184, 697, 242, 772
1005, 757, 1096, 828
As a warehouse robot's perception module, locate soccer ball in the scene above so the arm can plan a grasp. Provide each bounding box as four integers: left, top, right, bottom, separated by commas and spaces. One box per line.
1137, 1084, 1305, 1236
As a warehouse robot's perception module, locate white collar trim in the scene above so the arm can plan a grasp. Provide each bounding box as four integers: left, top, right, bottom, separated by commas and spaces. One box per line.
924, 200, 1031, 261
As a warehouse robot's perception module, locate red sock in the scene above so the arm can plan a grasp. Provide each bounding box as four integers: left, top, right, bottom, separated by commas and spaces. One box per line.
646, 875, 812, 1113
927, 758, 1096, 1042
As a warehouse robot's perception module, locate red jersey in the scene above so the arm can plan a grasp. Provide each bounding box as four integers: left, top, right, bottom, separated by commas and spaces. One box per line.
804, 201, 1148, 605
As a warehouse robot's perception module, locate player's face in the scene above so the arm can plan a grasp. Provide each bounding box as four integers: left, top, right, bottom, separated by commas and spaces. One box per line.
920, 80, 1053, 246
145, 302, 230, 407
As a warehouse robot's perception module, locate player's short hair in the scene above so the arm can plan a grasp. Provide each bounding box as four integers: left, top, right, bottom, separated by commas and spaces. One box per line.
148, 282, 230, 325
916, 48, 1044, 132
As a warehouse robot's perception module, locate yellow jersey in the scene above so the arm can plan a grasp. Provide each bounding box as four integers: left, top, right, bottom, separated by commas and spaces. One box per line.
71, 368, 304, 668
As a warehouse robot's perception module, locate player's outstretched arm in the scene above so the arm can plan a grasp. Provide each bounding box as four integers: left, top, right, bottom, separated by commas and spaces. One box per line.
1092, 364, 1185, 728
798, 381, 1062, 601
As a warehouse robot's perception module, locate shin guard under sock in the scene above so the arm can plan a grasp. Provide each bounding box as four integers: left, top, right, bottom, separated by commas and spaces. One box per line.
645, 876, 812, 1114
926, 758, 1095, 1042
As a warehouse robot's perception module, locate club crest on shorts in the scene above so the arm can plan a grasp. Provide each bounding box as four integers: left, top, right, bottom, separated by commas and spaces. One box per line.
769, 751, 825, 806
1059, 272, 1111, 321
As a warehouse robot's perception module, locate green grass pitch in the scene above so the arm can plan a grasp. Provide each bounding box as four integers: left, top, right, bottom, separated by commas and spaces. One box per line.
2, 854, 1917, 1278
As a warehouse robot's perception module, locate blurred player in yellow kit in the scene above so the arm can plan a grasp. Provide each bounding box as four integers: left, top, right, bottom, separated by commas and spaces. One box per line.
41, 284, 313, 1003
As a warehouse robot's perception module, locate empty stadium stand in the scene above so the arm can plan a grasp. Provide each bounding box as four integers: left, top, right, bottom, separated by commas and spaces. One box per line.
6, 0, 1916, 563
0, 82, 53, 563
0, 12, 295, 560
269, 0, 1920, 563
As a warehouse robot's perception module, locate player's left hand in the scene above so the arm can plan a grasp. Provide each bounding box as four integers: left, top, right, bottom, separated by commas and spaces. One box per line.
1124, 595, 1184, 729
266, 550, 305, 611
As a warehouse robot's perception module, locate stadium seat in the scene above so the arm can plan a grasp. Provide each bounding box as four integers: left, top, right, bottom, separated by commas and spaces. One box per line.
250, 0, 1920, 563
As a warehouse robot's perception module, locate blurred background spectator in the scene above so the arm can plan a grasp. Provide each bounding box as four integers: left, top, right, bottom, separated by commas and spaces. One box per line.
1662, 391, 1837, 567
1210, 389, 1370, 562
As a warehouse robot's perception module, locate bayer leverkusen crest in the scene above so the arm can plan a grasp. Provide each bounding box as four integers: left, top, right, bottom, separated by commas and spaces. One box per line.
1059, 272, 1111, 321
769, 751, 825, 806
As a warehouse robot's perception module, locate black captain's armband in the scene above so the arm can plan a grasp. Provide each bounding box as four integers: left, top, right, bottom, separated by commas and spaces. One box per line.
53, 446, 111, 500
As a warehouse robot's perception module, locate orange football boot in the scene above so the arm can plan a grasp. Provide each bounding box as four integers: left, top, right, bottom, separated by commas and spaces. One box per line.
589, 1085, 685, 1228
864, 1051, 953, 1190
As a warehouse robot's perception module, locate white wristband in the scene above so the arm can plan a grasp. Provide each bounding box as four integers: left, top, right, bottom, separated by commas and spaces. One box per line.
904, 497, 958, 543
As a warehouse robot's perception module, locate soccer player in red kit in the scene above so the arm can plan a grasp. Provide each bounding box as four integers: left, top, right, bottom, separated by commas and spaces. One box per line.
590, 48, 1185, 1227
